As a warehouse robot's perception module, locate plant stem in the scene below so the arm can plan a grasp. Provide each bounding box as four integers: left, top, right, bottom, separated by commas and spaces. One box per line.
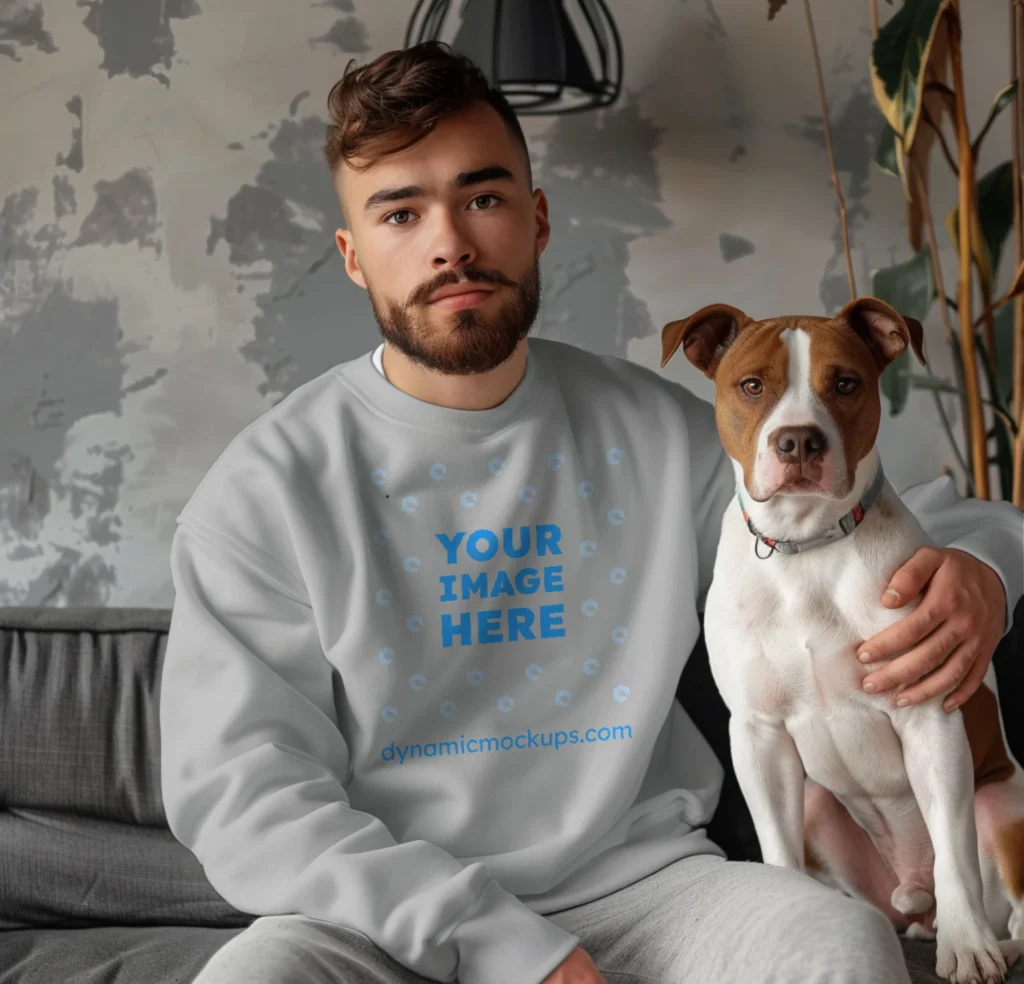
913, 173, 958, 354
977, 337, 1016, 496
804, 0, 856, 301
974, 291, 1016, 328
949, 9, 990, 497
912, 161, 975, 491
869, 0, 878, 39
1013, 0, 1024, 504
980, 282, 999, 369
922, 105, 960, 176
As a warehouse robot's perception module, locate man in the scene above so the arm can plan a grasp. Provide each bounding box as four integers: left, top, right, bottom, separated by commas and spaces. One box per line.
161, 42, 1023, 984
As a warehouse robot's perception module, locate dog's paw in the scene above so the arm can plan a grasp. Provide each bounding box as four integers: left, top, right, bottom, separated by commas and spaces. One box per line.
892, 884, 935, 916
935, 924, 1007, 983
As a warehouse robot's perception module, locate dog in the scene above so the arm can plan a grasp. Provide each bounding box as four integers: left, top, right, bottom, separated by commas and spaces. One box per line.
661, 296, 1024, 983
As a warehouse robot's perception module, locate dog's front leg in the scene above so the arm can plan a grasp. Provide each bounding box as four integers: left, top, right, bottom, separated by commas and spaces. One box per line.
893, 704, 1006, 983
730, 713, 805, 869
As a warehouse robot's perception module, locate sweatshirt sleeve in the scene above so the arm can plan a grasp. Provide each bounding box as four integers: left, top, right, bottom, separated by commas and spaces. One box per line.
160, 519, 579, 984
899, 475, 1024, 636
675, 386, 736, 612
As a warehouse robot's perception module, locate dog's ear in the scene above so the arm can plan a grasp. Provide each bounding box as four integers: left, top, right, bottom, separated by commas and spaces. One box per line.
838, 297, 926, 369
661, 304, 753, 378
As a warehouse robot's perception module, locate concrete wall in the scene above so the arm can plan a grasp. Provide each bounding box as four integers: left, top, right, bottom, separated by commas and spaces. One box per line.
1, 0, 1017, 606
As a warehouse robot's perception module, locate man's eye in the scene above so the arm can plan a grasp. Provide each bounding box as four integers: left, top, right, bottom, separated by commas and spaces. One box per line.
385, 210, 414, 225
469, 194, 500, 210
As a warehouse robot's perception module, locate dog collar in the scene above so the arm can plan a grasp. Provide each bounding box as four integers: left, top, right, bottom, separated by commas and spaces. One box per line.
737, 464, 885, 559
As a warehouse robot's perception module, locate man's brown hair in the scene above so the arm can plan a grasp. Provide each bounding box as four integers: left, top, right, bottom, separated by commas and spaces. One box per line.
323, 41, 532, 183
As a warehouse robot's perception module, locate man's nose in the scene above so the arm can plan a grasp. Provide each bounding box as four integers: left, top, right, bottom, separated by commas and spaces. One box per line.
771, 425, 828, 463
430, 213, 477, 269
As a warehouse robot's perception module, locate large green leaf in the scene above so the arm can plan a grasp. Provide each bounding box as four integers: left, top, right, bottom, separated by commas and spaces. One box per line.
994, 302, 1015, 406
972, 81, 1019, 159
993, 410, 1014, 499
881, 351, 914, 416
909, 375, 959, 393
873, 245, 937, 321
870, 0, 952, 149
874, 120, 917, 233
872, 245, 937, 415
978, 162, 1016, 283
945, 161, 1016, 294
875, 122, 900, 177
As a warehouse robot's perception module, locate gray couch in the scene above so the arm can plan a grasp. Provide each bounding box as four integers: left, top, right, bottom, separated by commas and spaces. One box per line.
1, 604, 1022, 984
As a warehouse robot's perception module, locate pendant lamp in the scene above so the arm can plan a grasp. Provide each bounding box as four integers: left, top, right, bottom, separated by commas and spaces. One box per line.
404, 0, 623, 115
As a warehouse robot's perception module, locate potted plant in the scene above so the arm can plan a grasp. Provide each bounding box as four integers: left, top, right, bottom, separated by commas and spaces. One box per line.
770, 0, 1024, 504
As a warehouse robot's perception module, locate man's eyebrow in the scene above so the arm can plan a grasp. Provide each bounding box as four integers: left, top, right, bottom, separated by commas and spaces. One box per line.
363, 185, 425, 212
453, 165, 515, 188
362, 166, 515, 212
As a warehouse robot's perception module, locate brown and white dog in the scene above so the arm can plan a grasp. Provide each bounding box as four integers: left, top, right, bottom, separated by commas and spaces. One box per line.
662, 297, 1024, 983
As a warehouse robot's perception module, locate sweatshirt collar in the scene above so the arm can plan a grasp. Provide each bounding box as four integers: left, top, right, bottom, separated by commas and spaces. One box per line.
336, 338, 550, 435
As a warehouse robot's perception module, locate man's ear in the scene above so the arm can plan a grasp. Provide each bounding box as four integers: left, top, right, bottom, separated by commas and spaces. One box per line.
533, 188, 551, 259
661, 303, 752, 378
335, 228, 367, 289
838, 296, 926, 369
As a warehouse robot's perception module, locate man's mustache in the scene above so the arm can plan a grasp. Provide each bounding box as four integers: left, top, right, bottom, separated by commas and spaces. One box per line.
408, 266, 519, 306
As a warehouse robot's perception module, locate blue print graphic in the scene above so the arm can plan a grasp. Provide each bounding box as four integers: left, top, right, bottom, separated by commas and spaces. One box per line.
375, 449, 636, 732
434, 524, 566, 648
380, 722, 634, 764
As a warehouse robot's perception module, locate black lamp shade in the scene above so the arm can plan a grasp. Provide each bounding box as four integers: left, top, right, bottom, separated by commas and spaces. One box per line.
405, 0, 623, 115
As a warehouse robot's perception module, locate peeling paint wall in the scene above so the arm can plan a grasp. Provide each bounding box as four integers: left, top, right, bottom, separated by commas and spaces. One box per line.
1, 1, 1016, 607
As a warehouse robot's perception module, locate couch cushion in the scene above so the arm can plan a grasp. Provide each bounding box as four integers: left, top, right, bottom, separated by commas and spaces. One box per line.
0, 608, 169, 826
0, 809, 252, 930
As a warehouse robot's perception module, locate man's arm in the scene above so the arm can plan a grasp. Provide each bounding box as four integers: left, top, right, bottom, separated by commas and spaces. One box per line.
900, 475, 1024, 636
160, 520, 578, 984
675, 386, 736, 611
856, 476, 1024, 710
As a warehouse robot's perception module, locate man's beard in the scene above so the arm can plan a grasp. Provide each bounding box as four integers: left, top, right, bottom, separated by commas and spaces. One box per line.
367, 261, 541, 376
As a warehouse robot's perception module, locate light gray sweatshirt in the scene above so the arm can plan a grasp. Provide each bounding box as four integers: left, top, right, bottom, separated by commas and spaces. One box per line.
160, 337, 1024, 984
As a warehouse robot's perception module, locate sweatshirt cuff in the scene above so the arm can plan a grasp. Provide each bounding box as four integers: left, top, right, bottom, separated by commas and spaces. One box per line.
948, 530, 1024, 638
448, 879, 580, 984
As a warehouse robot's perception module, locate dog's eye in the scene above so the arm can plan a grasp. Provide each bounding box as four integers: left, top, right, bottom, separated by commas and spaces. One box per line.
740, 378, 763, 397
836, 377, 859, 395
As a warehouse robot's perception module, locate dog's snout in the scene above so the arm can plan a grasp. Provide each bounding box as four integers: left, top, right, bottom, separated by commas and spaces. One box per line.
772, 426, 827, 463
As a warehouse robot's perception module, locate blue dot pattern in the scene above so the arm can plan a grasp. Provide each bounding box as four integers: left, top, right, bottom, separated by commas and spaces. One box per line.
369, 445, 632, 730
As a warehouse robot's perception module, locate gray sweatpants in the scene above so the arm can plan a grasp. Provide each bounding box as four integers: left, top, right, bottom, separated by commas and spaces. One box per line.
193, 854, 912, 984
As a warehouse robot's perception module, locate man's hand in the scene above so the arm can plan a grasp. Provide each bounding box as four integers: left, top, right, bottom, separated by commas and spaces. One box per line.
856, 547, 1006, 712
542, 947, 607, 984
